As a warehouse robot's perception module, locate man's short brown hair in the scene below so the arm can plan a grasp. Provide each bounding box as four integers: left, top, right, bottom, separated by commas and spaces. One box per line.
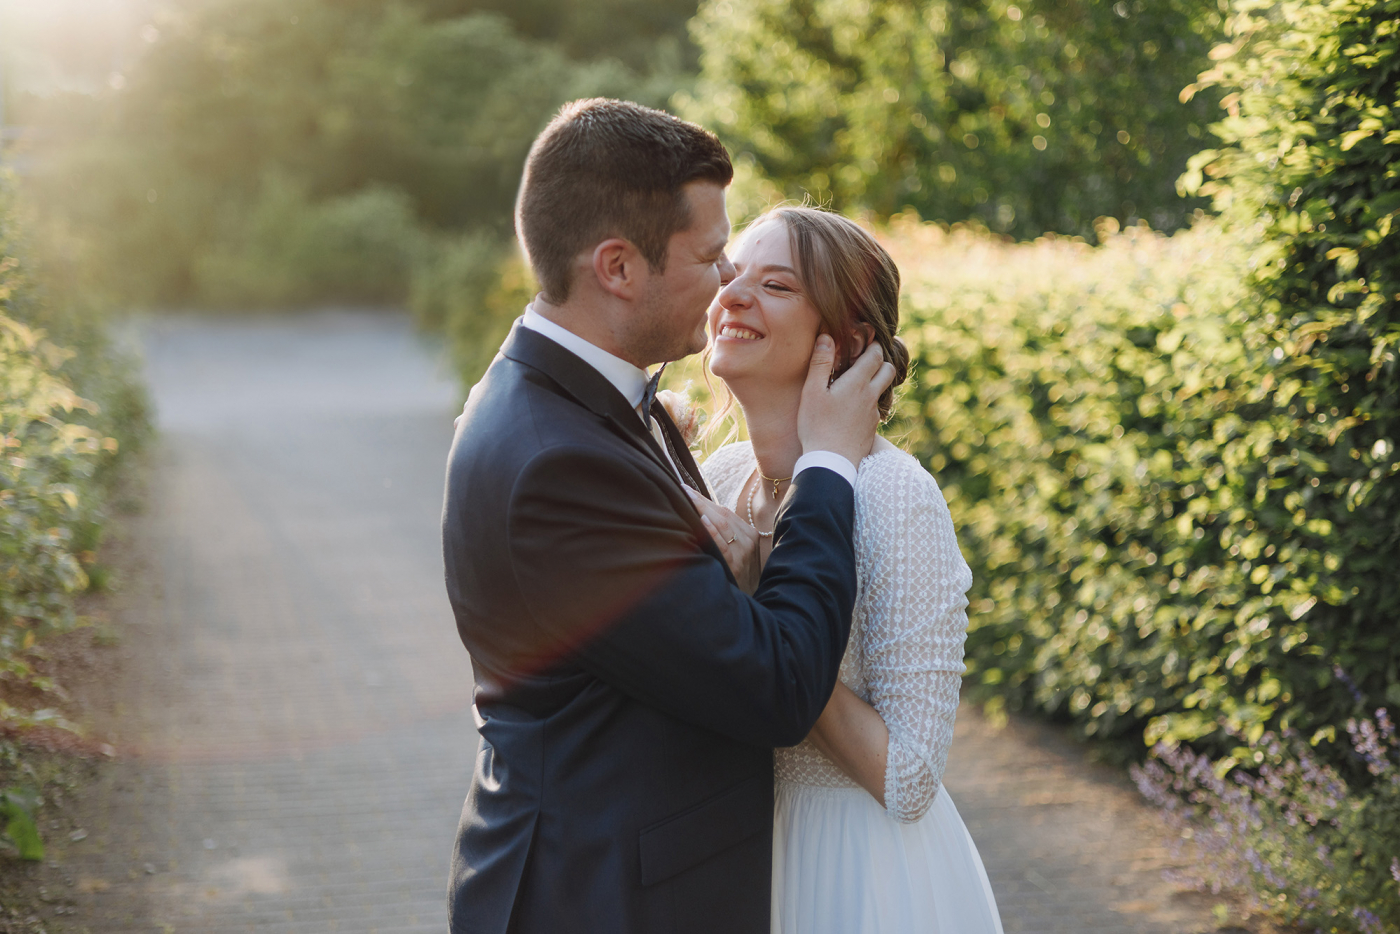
516, 99, 734, 303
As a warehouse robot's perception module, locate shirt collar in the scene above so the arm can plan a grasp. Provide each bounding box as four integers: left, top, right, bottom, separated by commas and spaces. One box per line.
521, 301, 651, 412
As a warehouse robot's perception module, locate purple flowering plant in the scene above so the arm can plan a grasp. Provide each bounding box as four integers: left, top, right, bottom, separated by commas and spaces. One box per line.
1132, 701, 1400, 933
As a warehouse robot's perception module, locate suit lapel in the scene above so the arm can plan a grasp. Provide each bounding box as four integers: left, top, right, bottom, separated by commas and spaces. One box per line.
500, 321, 687, 492
650, 402, 711, 499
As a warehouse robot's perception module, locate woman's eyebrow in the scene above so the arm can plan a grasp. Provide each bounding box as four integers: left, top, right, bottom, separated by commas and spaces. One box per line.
759, 264, 798, 275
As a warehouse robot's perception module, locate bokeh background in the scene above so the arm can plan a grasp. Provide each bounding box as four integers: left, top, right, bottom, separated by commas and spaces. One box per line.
2, 0, 1397, 930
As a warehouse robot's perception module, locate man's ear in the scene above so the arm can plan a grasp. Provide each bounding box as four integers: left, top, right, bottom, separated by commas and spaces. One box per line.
591, 238, 643, 300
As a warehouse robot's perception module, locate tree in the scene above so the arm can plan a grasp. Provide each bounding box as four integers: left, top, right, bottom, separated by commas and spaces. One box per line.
25, 0, 688, 307
680, 0, 1224, 236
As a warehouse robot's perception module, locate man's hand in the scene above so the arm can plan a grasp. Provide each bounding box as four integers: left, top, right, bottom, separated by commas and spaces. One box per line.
797, 336, 895, 469
686, 489, 761, 594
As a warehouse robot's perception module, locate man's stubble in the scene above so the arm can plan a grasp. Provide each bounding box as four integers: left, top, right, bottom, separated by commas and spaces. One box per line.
627, 274, 711, 369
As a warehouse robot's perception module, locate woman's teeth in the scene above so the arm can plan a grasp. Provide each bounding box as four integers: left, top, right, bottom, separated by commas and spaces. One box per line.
721, 325, 763, 341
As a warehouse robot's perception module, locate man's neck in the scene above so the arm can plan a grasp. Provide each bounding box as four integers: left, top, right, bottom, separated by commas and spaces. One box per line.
532, 295, 648, 369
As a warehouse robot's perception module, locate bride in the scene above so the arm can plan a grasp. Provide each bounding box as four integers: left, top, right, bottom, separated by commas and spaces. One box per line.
689, 206, 1004, 933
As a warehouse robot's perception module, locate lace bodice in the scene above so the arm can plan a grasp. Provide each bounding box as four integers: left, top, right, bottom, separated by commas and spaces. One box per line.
701, 442, 972, 823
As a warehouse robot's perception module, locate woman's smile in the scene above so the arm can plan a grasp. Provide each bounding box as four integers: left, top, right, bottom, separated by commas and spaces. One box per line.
707, 218, 821, 384
717, 322, 766, 342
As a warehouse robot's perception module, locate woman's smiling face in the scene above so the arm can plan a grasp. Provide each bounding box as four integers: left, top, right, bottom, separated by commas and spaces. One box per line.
707, 218, 823, 387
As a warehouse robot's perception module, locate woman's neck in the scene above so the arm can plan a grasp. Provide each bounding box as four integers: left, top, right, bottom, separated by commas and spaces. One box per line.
732, 380, 803, 484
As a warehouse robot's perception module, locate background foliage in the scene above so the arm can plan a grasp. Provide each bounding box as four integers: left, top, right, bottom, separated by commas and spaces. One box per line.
0, 173, 148, 733
880, 219, 1284, 754
1134, 710, 1400, 933
874, 212, 1396, 776
19, 0, 694, 314
1182, 0, 1400, 751
680, 0, 1225, 236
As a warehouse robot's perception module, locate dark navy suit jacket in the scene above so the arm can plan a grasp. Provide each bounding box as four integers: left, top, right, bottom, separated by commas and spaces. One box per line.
442, 322, 858, 934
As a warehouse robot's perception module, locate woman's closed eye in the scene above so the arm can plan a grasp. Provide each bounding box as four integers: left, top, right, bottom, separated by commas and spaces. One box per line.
765, 281, 795, 293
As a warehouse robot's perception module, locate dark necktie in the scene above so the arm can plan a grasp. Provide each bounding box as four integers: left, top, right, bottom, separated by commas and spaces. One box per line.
637, 363, 706, 495
640, 363, 665, 419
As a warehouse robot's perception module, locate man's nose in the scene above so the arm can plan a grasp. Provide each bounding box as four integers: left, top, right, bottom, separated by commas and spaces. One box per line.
717, 252, 737, 286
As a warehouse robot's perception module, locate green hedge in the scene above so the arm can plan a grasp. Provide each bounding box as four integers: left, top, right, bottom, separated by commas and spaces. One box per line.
876, 0, 1399, 769
1182, 0, 1400, 748
879, 211, 1390, 767
0, 175, 148, 731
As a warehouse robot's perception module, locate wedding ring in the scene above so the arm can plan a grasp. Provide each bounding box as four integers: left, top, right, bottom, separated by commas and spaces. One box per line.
724, 534, 736, 544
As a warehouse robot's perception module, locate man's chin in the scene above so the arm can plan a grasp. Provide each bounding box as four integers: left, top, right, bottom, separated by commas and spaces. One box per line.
662, 329, 709, 363
686, 321, 712, 357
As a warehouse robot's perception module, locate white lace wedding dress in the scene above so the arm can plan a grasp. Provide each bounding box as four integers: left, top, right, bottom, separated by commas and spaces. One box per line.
703, 441, 1004, 934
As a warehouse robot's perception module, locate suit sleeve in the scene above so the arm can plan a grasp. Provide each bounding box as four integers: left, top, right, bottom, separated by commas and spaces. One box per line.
506, 444, 857, 748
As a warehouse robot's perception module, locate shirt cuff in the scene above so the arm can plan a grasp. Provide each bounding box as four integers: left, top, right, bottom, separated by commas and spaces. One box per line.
792, 450, 858, 488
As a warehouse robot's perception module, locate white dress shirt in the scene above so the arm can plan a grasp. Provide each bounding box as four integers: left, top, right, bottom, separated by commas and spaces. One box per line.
517, 304, 857, 488
522, 305, 651, 415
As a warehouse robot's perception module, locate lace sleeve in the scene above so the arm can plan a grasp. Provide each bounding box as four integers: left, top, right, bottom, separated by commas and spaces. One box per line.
859, 454, 972, 823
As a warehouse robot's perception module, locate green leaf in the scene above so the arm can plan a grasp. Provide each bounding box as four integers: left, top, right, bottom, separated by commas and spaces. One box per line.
1339, 128, 1373, 151
0, 789, 45, 861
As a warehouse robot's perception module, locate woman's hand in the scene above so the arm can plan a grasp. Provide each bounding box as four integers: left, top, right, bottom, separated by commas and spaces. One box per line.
686, 488, 762, 594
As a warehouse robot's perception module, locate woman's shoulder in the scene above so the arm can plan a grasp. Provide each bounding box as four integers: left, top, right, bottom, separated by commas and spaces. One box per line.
700, 439, 754, 474
855, 439, 950, 515
854, 441, 970, 585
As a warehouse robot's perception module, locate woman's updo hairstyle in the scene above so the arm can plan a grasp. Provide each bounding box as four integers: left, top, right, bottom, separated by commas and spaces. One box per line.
757, 206, 910, 420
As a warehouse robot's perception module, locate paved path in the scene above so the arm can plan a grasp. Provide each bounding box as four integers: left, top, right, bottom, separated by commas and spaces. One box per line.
50, 312, 1221, 932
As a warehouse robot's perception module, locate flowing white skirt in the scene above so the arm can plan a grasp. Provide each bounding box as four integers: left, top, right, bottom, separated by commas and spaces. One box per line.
772, 782, 1004, 934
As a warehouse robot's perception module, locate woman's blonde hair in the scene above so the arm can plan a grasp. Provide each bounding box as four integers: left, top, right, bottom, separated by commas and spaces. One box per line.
704, 206, 909, 439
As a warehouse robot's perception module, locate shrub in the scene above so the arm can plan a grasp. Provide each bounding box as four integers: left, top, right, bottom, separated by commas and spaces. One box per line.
24, 2, 659, 310
679, 0, 1224, 235
882, 217, 1309, 755
873, 0, 1398, 768
1132, 701, 1400, 933
0, 174, 146, 732
409, 233, 536, 387
192, 176, 425, 308
1177, 0, 1400, 757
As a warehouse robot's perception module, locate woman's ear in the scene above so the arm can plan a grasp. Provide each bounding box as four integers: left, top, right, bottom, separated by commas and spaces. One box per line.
850, 323, 875, 356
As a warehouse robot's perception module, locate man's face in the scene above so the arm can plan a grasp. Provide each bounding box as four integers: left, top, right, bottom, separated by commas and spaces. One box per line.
631, 181, 735, 364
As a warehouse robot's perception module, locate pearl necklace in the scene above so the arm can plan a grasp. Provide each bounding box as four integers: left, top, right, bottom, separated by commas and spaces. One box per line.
747, 471, 786, 539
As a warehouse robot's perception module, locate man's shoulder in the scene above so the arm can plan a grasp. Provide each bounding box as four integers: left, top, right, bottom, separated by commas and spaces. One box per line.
453, 355, 654, 489
458, 354, 593, 445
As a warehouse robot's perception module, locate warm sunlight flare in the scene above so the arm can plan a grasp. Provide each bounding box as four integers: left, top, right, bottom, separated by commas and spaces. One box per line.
0, 0, 154, 100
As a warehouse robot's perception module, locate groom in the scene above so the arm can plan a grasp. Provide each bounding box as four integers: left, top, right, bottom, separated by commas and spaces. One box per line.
442, 98, 893, 934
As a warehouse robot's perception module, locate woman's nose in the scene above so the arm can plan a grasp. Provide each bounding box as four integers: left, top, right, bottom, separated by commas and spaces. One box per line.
718, 274, 750, 310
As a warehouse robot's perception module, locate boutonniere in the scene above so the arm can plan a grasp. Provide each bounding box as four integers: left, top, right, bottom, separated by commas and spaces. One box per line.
656, 386, 703, 448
